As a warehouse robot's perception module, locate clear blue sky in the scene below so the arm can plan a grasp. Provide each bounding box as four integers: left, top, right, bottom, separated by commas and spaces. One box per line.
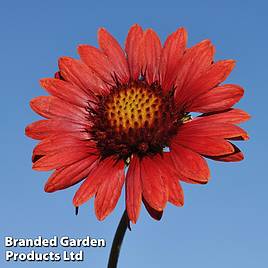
1, 1, 267, 267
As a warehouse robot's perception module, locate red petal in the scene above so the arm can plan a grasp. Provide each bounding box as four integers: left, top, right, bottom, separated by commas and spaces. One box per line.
208, 143, 244, 162
125, 155, 142, 224
98, 28, 130, 83
197, 109, 250, 124
175, 40, 215, 107
32, 134, 95, 159
125, 24, 143, 80
138, 29, 162, 84
30, 96, 88, 123
159, 153, 206, 185
94, 160, 125, 221
58, 56, 109, 95
166, 177, 184, 206
44, 155, 99, 192
140, 157, 168, 211
183, 60, 236, 109
25, 119, 90, 140
160, 27, 187, 93
188, 84, 244, 113
40, 78, 97, 108
78, 45, 115, 85
170, 143, 210, 183
179, 120, 249, 140
179, 177, 205, 184
151, 154, 184, 206
143, 198, 163, 221
173, 135, 234, 156
73, 157, 123, 207
183, 41, 215, 84
33, 148, 92, 171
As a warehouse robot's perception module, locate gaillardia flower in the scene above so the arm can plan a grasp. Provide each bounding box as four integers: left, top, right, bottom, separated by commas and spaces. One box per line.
26, 24, 249, 223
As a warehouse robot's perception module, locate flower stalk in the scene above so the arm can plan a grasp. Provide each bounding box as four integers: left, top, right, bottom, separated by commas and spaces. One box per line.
108, 210, 130, 268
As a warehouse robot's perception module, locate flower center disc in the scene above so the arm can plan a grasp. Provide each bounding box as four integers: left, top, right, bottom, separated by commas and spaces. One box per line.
105, 86, 162, 132
90, 81, 180, 160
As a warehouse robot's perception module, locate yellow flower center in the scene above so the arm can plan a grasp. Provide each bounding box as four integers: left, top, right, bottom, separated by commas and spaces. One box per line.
105, 86, 162, 132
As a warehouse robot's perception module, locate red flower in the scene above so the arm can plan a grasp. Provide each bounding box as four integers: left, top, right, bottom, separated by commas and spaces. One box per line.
26, 24, 250, 223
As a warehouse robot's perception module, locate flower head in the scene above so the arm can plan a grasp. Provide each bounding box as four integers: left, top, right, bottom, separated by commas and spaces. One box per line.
26, 24, 250, 223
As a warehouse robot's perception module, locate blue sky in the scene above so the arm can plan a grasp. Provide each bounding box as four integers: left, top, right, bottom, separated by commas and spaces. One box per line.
1, 1, 267, 267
